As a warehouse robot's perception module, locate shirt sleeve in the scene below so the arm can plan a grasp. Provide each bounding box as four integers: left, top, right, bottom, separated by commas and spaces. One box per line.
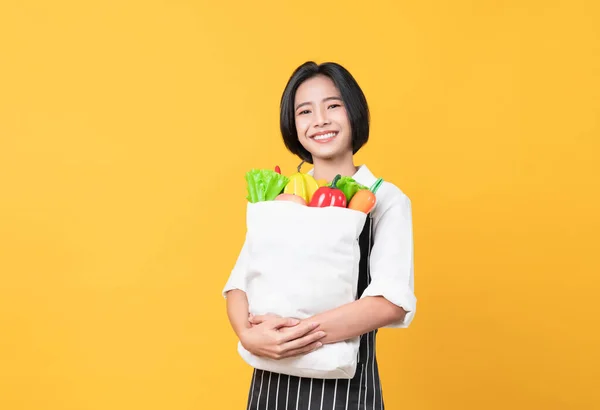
360, 194, 417, 328
221, 235, 250, 298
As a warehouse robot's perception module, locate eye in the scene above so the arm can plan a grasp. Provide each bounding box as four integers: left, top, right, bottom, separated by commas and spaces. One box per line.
298, 109, 311, 115
328, 104, 341, 109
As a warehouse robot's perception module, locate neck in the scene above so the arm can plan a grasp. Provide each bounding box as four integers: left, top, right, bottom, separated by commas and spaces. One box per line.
312, 153, 358, 182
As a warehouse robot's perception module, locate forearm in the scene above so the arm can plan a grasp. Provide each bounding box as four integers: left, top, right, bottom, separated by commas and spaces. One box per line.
225, 289, 251, 339
305, 296, 406, 344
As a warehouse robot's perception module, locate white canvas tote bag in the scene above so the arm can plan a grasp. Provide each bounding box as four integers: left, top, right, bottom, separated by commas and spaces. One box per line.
237, 200, 367, 379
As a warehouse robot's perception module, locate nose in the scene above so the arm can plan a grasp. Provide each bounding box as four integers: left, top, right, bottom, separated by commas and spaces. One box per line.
314, 106, 330, 127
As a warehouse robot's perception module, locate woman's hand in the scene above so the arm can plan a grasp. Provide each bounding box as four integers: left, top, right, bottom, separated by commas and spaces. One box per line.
240, 316, 326, 360
249, 314, 319, 336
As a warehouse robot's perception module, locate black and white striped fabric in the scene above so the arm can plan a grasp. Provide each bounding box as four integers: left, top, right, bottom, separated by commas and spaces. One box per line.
246, 215, 385, 410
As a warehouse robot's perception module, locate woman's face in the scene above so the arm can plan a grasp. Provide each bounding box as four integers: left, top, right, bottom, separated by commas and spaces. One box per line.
294, 75, 352, 162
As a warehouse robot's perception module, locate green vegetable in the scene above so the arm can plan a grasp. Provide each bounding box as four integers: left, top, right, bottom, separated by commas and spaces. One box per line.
335, 176, 369, 203
245, 169, 290, 203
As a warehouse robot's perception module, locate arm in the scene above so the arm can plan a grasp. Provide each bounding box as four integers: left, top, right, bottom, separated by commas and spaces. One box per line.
225, 289, 252, 338
358, 195, 417, 329
301, 296, 406, 344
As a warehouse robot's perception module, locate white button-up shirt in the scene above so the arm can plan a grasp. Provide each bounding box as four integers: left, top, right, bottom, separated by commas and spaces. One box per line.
223, 164, 417, 328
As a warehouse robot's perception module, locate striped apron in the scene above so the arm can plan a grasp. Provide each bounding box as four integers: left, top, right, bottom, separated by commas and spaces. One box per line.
246, 215, 385, 410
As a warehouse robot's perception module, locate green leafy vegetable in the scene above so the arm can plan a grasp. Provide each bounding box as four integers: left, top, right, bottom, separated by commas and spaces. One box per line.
245, 169, 290, 203
335, 176, 369, 203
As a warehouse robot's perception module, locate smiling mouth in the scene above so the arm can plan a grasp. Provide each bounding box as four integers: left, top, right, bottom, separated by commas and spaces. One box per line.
310, 131, 338, 142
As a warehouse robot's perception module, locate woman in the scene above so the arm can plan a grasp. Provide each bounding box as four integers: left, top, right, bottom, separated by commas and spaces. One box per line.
223, 61, 416, 409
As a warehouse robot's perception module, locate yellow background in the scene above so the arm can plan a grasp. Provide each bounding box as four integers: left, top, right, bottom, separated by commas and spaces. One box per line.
1, 1, 598, 409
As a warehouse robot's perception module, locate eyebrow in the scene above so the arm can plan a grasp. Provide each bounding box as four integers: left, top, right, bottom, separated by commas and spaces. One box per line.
295, 96, 342, 111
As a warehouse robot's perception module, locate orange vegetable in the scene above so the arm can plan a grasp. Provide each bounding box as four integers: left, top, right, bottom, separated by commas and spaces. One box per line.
348, 178, 383, 214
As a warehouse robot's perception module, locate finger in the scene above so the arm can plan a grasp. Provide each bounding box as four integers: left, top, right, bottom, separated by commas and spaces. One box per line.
281, 341, 323, 359
281, 330, 326, 352
277, 321, 319, 341
272, 317, 301, 329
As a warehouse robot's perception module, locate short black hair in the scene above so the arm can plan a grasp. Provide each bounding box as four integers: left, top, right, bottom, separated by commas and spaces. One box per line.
280, 61, 370, 164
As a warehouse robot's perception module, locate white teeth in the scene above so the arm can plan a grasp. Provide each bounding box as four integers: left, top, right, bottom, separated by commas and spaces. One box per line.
313, 132, 337, 141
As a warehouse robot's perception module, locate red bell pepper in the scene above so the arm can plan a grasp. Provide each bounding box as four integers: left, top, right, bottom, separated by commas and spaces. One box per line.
308, 174, 347, 208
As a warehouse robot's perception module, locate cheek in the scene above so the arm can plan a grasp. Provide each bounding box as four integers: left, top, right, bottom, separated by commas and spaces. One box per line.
295, 116, 311, 137
333, 110, 352, 136
336, 109, 351, 127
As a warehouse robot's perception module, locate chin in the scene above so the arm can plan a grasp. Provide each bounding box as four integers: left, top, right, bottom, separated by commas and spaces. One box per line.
311, 151, 342, 161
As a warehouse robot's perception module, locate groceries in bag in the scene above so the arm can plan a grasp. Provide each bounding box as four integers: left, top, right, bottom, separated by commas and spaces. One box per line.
244, 164, 382, 212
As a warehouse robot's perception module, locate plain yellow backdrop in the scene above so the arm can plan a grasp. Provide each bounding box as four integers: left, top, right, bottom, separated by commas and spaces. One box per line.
1, 1, 599, 409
